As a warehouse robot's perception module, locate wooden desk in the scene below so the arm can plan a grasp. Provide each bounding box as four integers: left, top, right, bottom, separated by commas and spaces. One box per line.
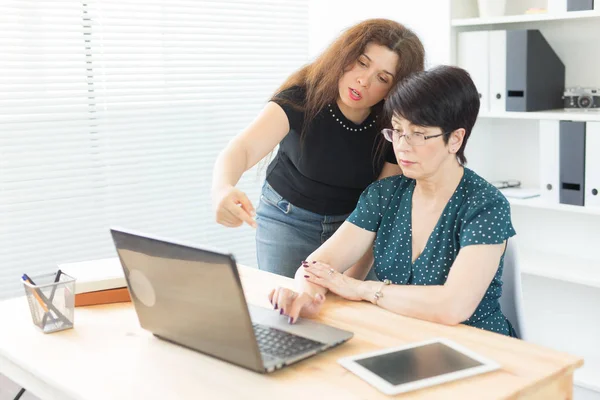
0, 265, 583, 400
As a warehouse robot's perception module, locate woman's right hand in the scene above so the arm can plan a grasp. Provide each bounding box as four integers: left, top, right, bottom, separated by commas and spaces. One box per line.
213, 185, 257, 228
268, 287, 326, 324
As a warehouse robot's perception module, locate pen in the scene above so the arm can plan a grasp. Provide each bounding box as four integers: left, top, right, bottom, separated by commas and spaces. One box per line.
22, 274, 48, 313
41, 269, 62, 327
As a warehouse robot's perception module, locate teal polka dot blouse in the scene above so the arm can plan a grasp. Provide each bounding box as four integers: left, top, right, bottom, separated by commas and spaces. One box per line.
347, 168, 517, 336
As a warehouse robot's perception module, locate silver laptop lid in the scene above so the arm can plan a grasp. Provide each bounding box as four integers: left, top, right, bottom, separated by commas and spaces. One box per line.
110, 228, 264, 372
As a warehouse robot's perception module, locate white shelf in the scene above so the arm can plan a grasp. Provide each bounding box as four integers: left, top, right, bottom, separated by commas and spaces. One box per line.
452, 10, 600, 27
508, 197, 600, 216
575, 355, 600, 392
478, 109, 600, 122
520, 249, 600, 289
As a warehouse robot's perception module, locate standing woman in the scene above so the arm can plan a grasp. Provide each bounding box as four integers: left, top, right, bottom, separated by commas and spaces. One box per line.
212, 19, 425, 277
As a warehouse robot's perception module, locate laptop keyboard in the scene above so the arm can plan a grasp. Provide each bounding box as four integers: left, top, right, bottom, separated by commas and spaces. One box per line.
253, 324, 324, 360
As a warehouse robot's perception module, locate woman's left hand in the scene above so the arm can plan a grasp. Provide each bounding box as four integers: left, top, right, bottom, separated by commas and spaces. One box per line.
301, 261, 363, 301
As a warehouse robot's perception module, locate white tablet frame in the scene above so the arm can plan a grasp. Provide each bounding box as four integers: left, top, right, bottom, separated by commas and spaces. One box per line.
337, 338, 500, 395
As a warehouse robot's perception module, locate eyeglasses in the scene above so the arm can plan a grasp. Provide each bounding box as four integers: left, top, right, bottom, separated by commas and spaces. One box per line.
381, 128, 450, 146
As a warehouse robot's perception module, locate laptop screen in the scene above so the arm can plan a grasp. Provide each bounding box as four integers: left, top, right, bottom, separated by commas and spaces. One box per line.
110, 228, 264, 371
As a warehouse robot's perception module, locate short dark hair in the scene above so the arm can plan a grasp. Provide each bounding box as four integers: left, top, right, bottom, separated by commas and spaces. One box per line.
384, 65, 480, 165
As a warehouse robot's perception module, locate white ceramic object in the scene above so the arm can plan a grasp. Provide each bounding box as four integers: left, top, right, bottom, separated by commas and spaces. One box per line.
547, 0, 567, 14
477, 0, 507, 18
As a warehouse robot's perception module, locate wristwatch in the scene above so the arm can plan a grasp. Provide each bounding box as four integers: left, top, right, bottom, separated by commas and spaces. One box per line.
372, 279, 391, 305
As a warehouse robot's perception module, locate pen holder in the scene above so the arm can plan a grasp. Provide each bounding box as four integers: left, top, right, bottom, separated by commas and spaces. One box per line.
22, 272, 76, 333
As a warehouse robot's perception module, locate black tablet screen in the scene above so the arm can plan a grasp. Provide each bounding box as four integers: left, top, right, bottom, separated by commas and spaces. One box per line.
355, 342, 484, 386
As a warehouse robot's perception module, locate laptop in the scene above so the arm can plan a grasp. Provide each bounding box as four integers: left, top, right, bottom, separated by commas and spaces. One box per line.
109, 228, 353, 373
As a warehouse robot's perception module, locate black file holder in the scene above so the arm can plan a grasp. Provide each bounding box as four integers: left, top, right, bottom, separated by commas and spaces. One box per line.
559, 121, 586, 206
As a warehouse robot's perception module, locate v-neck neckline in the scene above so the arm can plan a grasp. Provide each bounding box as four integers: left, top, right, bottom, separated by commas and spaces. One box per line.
407, 168, 467, 266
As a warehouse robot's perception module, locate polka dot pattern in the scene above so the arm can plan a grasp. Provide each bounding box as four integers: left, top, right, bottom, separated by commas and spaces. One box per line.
347, 168, 517, 336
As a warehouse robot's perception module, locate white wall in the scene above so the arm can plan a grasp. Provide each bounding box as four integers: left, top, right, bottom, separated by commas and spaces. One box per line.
308, 0, 452, 68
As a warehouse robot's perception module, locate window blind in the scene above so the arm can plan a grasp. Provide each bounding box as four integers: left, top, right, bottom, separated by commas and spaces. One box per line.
0, 0, 309, 299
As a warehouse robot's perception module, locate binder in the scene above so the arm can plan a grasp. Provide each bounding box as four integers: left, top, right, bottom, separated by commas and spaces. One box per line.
567, 0, 594, 11
559, 121, 586, 206
458, 31, 489, 113
488, 31, 507, 113
585, 122, 600, 207
539, 121, 560, 204
506, 30, 565, 112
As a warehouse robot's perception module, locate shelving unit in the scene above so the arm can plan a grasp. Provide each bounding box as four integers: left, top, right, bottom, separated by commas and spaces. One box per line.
451, 0, 600, 395
507, 197, 600, 216
479, 109, 600, 121
519, 249, 600, 289
452, 9, 600, 26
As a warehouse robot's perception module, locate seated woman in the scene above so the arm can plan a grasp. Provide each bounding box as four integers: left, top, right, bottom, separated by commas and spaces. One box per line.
268, 65, 517, 337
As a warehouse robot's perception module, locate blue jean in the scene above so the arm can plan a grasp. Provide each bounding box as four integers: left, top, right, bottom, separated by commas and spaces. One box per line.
255, 181, 351, 278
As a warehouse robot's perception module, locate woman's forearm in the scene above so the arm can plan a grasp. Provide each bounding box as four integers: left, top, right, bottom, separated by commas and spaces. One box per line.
343, 247, 374, 281
358, 282, 464, 325
294, 252, 349, 298
295, 223, 376, 299
211, 139, 249, 193
294, 264, 328, 298
293, 245, 336, 298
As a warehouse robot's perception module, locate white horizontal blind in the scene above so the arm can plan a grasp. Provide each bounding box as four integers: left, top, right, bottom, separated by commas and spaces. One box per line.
0, 0, 309, 299
0, 1, 110, 299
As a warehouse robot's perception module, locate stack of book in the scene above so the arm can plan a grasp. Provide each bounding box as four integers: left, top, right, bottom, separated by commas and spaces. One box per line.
58, 258, 130, 307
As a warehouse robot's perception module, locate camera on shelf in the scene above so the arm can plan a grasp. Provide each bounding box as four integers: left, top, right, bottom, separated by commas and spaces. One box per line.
563, 87, 600, 109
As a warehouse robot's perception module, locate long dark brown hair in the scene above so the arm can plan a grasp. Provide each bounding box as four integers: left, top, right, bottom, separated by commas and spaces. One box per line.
272, 18, 425, 169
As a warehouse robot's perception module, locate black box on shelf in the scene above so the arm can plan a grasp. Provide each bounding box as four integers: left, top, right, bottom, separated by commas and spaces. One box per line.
567, 0, 594, 11
506, 30, 565, 112
559, 121, 586, 206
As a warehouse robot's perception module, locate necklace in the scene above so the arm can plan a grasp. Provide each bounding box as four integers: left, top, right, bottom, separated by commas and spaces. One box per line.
328, 104, 376, 132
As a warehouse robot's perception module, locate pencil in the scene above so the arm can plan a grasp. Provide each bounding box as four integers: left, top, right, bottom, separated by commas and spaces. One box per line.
22, 274, 48, 313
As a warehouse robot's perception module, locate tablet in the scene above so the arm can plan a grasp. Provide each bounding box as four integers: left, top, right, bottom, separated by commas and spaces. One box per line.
338, 338, 500, 395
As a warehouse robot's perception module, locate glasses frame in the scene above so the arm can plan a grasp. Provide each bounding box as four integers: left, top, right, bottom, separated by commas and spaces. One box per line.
381, 128, 451, 146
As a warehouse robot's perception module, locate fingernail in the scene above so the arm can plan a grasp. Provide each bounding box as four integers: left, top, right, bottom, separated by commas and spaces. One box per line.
280, 308, 284, 315
304, 275, 310, 278
288, 317, 294, 324
316, 294, 323, 300
274, 303, 278, 310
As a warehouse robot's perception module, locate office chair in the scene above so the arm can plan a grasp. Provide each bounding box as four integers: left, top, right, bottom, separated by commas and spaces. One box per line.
498, 239, 526, 340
